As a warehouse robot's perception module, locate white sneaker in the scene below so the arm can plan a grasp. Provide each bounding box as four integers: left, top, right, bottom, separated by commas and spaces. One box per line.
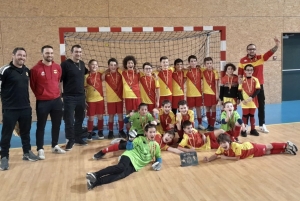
259, 124, 269, 133
198, 124, 206, 130
38, 149, 45, 160
110, 138, 123, 145
52, 145, 66, 154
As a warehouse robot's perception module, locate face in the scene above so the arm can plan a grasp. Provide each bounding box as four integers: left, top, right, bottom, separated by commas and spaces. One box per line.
183, 125, 193, 134
178, 104, 188, 115
224, 103, 234, 112
205, 60, 213, 70
12, 50, 27, 67
220, 141, 230, 150
226, 66, 234, 75
127, 60, 135, 70
145, 127, 156, 141
162, 103, 171, 114
161, 59, 169, 70
162, 133, 174, 144
247, 45, 256, 57
139, 106, 148, 116
175, 62, 183, 71
108, 61, 117, 72
189, 58, 197, 68
245, 67, 254, 76
89, 61, 98, 73
71, 47, 82, 61
42, 48, 54, 63
143, 65, 152, 76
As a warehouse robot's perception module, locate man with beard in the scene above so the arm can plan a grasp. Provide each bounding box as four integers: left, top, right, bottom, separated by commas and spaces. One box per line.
0, 47, 39, 171
61, 45, 88, 150
30, 45, 66, 160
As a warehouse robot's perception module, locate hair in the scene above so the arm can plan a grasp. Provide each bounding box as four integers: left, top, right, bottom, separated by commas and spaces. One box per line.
182, 120, 192, 129
164, 129, 175, 136
178, 100, 187, 108
244, 64, 254, 70
174, 58, 183, 66
217, 133, 232, 144
108, 58, 118, 65
160, 56, 168, 62
12, 47, 26, 55
247, 44, 256, 50
144, 123, 156, 132
138, 102, 148, 110
188, 55, 197, 62
71, 45, 81, 53
162, 99, 171, 106
88, 59, 97, 65
223, 101, 233, 108
123, 55, 137, 69
204, 57, 213, 63
41, 45, 53, 53
143, 62, 152, 69
224, 63, 236, 72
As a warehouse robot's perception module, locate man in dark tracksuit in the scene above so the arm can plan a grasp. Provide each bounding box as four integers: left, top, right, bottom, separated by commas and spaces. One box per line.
0, 47, 39, 171
61, 45, 88, 151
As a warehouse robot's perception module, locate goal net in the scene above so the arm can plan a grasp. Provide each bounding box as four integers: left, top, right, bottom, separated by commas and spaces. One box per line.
59, 26, 226, 128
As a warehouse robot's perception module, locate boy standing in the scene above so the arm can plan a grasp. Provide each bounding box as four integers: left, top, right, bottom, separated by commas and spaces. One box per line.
157, 56, 173, 105
172, 58, 185, 114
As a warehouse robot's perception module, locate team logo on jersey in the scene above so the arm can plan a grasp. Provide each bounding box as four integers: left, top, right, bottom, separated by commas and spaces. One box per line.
41, 72, 45, 76
53, 70, 58, 74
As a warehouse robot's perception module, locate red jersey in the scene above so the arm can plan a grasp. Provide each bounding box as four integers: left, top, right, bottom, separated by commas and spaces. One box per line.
104, 71, 123, 102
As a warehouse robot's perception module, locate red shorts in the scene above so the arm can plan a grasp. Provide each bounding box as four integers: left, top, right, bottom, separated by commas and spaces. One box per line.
147, 103, 155, 113
203, 94, 217, 106
205, 131, 219, 149
242, 108, 256, 115
172, 95, 184, 109
125, 98, 141, 111
159, 95, 172, 106
253, 143, 266, 157
87, 101, 104, 116
107, 101, 123, 115
187, 96, 203, 107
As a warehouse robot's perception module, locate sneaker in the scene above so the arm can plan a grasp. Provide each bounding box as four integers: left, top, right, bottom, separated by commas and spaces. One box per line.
38, 149, 45, 160
52, 145, 66, 154
259, 124, 269, 133
93, 150, 105, 160
119, 130, 127, 139
96, 130, 104, 140
241, 130, 247, 137
87, 132, 93, 141
207, 125, 214, 131
284, 149, 296, 155
250, 129, 259, 136
65, 139, 75, 151
0, 157, 9, 171
75, 138, 88, 146
110, 138, 123, 145
86, 172, 97, 190
23, 150, 39, 162
198, 124, 206, 130
108, 131, 114, 139
286, 141, 298, 154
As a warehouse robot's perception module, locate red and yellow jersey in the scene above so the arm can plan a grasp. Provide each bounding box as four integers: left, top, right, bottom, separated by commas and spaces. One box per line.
220, 74, 239, 86
184, 68, 202, 97
238, 76, 260, 108
119, 69, 140, 99
155, 68, 174, 96
202, 69, 219, 95
84, 72, 104, 102
177, 109, 194, 124
178, 128, 212, 150
156, 108, 175, 134
104, 71, 123, 103
172, 70, 184, 96
238, 50, 274, 85
154, 132, 170, 151
215, 142, 255, 159
139, 75, 159, 104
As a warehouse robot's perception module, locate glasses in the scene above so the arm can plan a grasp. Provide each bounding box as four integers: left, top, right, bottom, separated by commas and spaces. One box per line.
247, 48, 256, 51
245, 69, 253, 72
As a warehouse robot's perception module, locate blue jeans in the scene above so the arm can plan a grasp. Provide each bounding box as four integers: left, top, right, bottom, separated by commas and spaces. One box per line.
63, 95, 85, 140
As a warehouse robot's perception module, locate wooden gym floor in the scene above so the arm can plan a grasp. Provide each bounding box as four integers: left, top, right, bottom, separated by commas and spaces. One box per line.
0, 123, 300, 201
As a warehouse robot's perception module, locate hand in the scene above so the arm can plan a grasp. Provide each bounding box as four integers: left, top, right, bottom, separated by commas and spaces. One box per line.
176, 113, 182, 122
242, 100, 247, 105
128, 130, 137, 141
152, 108, 159, 115
168, 124, 174, 129
201, 134, 207, 143
150, 120, 157, 126
246, 97, 252, 102
152, 162, 162, 171
129, 112, 134, 117
238, 77, 243, 84
203, 156, 209, 162
274, 37, 280, 46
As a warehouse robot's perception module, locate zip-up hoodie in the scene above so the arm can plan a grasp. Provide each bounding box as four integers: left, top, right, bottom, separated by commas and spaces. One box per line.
30, 60, 61, 100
